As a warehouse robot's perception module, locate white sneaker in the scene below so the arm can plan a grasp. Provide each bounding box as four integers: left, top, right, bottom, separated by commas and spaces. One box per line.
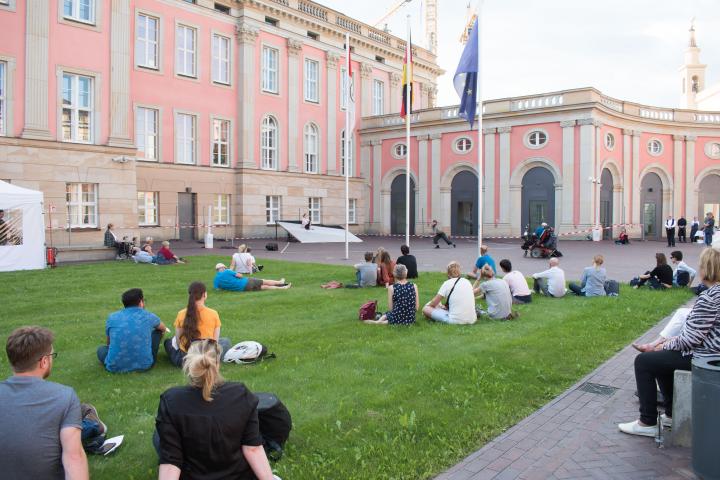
618, 420, 657, 437
660, 414, 672, 427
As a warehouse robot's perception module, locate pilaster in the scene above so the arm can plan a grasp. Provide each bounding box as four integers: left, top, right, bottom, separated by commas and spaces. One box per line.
286, 38, 303, 172
360, 63, 373, 117
236, 23, 259, 168
560, 120, 575, 228
372, 140, 382, 227
418, 134, 429, 225
497, 126, 511, 228
108, 0, 133, 147
430, 133, 442, 222
672, 135, 684, 216
21, 0, 53, 140
622, 129, 632, 224
631, 130, 642, 226
389, 72, 401, 114
577, 119, 596, 226
482, 128, 496, 225
326, 51, 339, 175
685, 135, 697, 219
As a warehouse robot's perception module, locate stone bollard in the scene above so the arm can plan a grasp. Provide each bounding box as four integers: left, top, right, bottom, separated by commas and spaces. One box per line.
667, 370, 692, 447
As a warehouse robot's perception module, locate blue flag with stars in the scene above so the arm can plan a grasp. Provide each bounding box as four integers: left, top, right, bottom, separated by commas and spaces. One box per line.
454, 18, 479, 128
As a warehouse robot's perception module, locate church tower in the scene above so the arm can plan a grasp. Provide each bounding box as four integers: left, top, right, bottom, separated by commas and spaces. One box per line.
679, 21, 706, 109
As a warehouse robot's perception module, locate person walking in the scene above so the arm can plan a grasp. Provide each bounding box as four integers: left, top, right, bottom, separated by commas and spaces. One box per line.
430, 220, 455, 249
677, 216, 687, 243
664, 215, 676, 247
703, 212, 715, 247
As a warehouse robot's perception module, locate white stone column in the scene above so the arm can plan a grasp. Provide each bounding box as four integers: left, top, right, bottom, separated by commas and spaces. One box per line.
286, 38, 303, 172
21, 0, 53, 140
577, 119, 596, 227
360, 63, 373, 117
108, 0, 133, 147
685, 135, 697, 219
430, 133, 442, 223
560, 120, 575, 229
326, 52, 339, 175
631, 130, 642, 226
622, 129, 632, 225
497, 126, 511, 232
418, 134, 429, 225
673, 135, 684, 217
360, 139, 372, 227
390, 72, 401, 114
371, 140, 383, 229
483, 128, 496, 227
237, 24, 258, 168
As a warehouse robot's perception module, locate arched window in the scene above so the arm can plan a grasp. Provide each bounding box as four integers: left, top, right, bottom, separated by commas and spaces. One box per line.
304, 123, 319, 173
605, 132, 615, 150
261, 115, 278, 170
454, 137, 472, 153
526, 130, 548, 148
392, 143, 407, 159
647, 139, 663, 156
341, 130, 353, 176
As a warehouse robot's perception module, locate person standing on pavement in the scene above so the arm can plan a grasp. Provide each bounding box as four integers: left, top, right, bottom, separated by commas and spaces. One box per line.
704, 212, 715, 247
690, 216, 700, 243
664, 216, 676, 247
430, 220, 455, 249
677, 216, 687, 243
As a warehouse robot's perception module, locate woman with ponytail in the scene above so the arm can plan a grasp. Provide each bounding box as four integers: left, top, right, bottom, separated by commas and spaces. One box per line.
156, 340, 278, 480
163, 282, 231, 367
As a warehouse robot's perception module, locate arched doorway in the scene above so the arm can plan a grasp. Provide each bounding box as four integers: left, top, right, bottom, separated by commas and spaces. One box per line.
521, 167, 555, 232
698, 174, 720, 220
641, 173, 663, 240
600, 168, 614, 240
451, 170, 478, 236
390, 174, 415, 235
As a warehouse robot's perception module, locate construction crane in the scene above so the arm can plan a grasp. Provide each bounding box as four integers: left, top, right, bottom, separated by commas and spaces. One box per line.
373, 0, 413, 31
372, 0, 438, 56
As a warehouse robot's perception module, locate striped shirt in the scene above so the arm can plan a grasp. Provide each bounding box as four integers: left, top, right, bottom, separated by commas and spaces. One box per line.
664, 284, 720, 357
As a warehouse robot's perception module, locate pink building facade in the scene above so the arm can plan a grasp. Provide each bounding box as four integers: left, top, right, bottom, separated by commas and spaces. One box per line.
0, 0, 718, 251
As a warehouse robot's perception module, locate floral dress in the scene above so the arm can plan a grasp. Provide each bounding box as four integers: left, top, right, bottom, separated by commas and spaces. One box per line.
386, 282, 416, 325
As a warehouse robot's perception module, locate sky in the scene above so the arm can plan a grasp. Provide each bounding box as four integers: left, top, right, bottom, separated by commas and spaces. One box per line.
324, 0, 720, 109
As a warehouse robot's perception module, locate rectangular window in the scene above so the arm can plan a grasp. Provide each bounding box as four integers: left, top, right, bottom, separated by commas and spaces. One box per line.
63, 0, 95, 24
136, 107, 159, 161
176, 25, 197, 77
266, 195, 281, 224
175, 113, 196, 164
137, 191, 159, 226
214, 194, 230, 225
340, 67, 348, 110
341, 131, 353, 177
308, 197, 321, 224
212, 118, 230, 166
348, 198, 357, 224
136, 14, 159, 69
212, 34, 230, 85
214, 3, 230, 14
304, 58, 319, 103
373, 79, 384, 115
262, 46, 279, 93
66, 183, 98, 228
0, 61, 5, 135
61, 73, 93, 143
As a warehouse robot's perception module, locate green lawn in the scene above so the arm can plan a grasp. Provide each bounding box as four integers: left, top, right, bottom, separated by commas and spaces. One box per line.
1, 258, 692, 479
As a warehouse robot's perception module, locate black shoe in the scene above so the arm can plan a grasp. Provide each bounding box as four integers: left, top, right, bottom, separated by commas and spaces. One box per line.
258, 265, 264, 271
435, 245, 440, 249
453, 243, 456, 248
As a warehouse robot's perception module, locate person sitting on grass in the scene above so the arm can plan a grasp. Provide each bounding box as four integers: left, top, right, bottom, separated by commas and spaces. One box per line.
164, 282, 231, 368
131, 246, 156, 264
498, 259, 532, 304
156, 241, 185, 265
473, 265, 515, 320
142, 237, 155, 255
97, 288, 170, 373
155, 339, 278, 480
531, 257, 566, 298
568, 255, 607, 297
364, 264, 418, 325
377, 250, 396, 287
468, 245, 496, 279
353, 252, 378, 287
0, 326, 89, 479
395, 244, 418, 279
230, 244, 263, 274
214, 264, 290, 292
630, 252, 673, 290
619, 247, 720, 437
422, 261, 477, 325
670, 250, 696, 287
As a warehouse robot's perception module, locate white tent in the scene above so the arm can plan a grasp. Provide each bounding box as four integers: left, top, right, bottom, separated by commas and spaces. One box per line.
0, 181, 46, 272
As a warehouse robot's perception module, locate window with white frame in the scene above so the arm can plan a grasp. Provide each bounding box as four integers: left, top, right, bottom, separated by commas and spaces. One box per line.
176, 24, 197, 77
340, 67, 348, 110
348, 198, 357, 224
214, 194, 230, 225
137, 191, 159, 225
454, 137, 472, 153
647, 139, 663, 156
266, 195, 281, 224
175, 113, 196, 164
212, 34, 230, 85
0, 61, 5, 136
262, 46, 279, 93
372, 79, 384, 115
136, 14, 159, 69
392, 143, 407, 159
136, 107, 159, 161
63, 0, 95, 24
304, 58, 319, 103
707, 142, 720, 159
341, 130, 353, 176
212, 118, 230, 166
66, 183, 98, 228
261, 115, 278, 170
304, 123, 319, 173
308, 197, 321, 223
526, 130, 547, 147
605, 132, 615, 150
61, 73, 93, 143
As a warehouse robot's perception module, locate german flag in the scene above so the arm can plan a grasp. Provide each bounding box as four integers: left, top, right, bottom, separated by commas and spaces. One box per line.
400, 32, 413, 119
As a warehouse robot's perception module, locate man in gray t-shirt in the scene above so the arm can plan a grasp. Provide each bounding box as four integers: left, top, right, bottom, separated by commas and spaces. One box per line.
354, 252, 378, 287
0, 327, 87, 480
474, 266, 513, 319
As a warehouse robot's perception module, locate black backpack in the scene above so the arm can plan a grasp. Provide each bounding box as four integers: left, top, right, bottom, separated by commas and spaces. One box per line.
604, 280, 620, 296
676, 270, 690, 287
256, 392, 292, 461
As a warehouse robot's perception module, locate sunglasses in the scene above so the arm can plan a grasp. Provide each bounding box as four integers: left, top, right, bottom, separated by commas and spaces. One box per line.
39, 352, 58, 361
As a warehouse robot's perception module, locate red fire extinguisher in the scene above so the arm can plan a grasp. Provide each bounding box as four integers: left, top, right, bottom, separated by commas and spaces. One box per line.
46, 246, 58, 268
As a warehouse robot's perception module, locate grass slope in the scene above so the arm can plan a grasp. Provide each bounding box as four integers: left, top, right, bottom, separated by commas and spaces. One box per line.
0, 257, 692, 479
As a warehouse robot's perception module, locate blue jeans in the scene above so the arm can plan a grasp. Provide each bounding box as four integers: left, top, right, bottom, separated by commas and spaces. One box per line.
97, 329, 163, 369
705, 231, 713, 246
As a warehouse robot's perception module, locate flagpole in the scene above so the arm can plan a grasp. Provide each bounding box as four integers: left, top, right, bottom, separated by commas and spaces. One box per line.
405, 14, 412, 248
344, 33, 350, 260
476, 2, 483, 257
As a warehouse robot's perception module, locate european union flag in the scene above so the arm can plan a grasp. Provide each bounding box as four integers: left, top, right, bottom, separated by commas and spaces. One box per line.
454, 18, 479, 128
